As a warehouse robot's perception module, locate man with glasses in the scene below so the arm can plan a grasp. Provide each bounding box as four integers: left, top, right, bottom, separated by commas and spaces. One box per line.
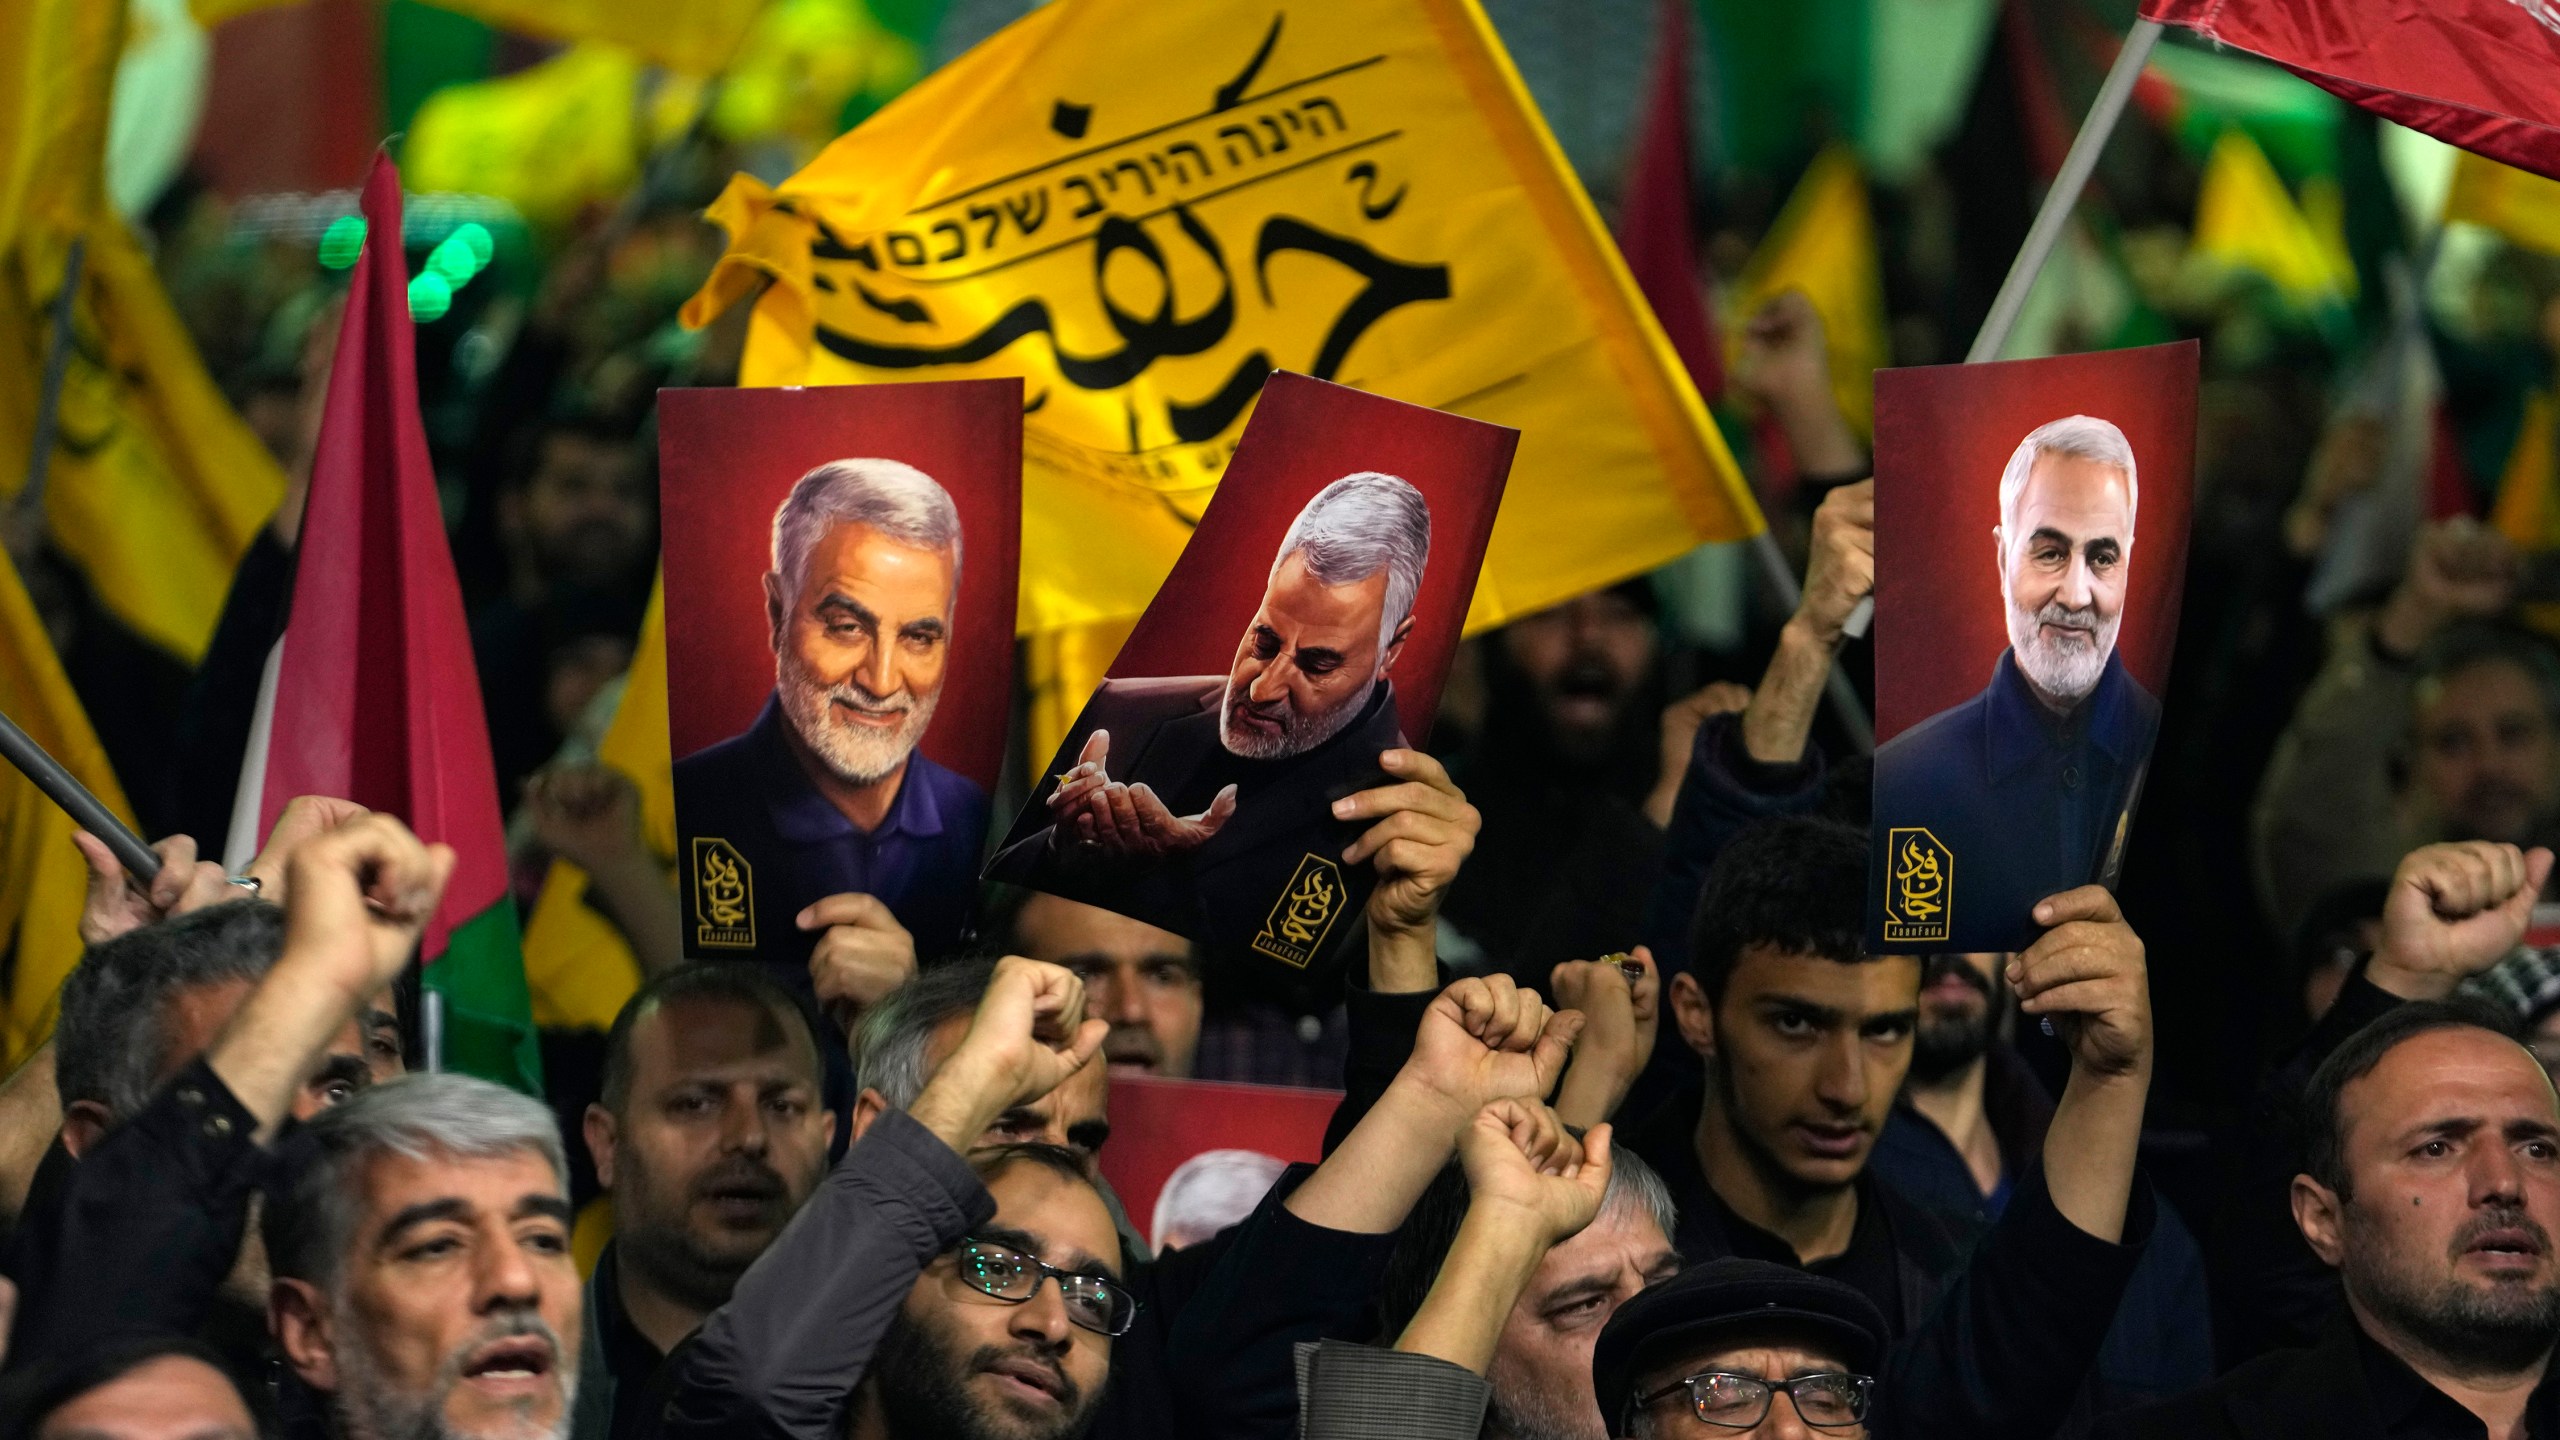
660, 954, 1115, 1440
1592, 1259, 1887, 1439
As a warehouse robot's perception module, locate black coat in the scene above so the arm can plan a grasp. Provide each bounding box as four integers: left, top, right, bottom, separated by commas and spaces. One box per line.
2096, 1310, 2560, 1440
1870, 647, 2159, 954
989, 675, 1403, 1009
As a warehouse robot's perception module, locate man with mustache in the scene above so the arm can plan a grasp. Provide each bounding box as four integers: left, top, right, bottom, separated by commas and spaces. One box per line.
2106, 995, 2560, 1436
989, 471, 1432, 1001
674, 456, 988, 980
575, 964, 834, 1438
1634, 815, 2162, 1438
267, 1074, 583, 1440
1872, 414, 2160, 953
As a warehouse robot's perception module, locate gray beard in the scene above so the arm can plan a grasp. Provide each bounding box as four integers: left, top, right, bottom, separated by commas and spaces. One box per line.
1484, 1358, 1606, 1440
331, 1310, 576, 1440
776, 652, 937, 787
2004, 594, 2118, 706
1218, 675, 1372, 760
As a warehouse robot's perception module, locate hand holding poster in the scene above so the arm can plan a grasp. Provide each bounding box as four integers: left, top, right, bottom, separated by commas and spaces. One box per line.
662, 381, 1022, 973
989, 372, 1513, 1002
1868, 343, 2198, 955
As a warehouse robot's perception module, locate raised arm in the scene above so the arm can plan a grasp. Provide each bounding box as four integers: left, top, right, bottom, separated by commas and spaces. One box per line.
662, 956, 1103, 1440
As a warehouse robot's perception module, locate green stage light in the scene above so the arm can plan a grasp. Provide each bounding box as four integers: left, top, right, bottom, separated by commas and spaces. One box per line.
318, 215, 366, 269
408, 271, 453, 322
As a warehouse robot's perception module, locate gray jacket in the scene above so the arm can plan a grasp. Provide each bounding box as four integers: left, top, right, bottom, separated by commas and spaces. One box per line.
2252, 621, 2418, 938
1293, 1340, 1490, 1440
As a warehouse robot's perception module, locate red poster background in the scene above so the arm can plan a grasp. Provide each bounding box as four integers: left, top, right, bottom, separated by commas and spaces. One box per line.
1097, 1074, 1339, 1249
1095, 372, 1515, 724
658, 381, 1023, 787
1871, 343, 2198, 744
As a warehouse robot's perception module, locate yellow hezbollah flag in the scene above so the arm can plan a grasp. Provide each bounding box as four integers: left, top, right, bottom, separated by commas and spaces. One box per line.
2189, 126, 2356, 309
0, 0, 282, 661
1724, 144, 1887, 441
2492, 390, 2560, 636
0, 544, 136, 1066
683, 0, 1760, 637
2445, 150, 2560, 258
519, 581, 674, 1031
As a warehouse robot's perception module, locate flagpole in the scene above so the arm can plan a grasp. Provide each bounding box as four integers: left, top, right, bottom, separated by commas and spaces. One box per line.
16, 239, 85, 529
0, 707, 159, 880
1837, 17, 2165, 644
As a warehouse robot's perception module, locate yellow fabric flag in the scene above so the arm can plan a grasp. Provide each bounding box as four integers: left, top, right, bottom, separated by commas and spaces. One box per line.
2445, 150, 2560, 258
1724, 144, 1887, 440
0, 544, 136, 1067
2189, 126, 2357, 308
683, 0, 1760, 638
405, 46, 645, 230
2493, 390, 2560, 637
0, 0, 282, 662
519, 582, 674, 1031
193, 0, 765, 76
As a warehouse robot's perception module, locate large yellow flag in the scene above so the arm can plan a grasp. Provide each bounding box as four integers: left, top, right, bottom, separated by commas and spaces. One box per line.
1723, 144, 1887, 440
2445, 150, 2560, 258
0, 545, 135, 1066
2188, 126, 2357, 309
683, 0, 1760, 637
519, 584, 674, 1031
0, 0, 282, 662
405, 46, 647, 230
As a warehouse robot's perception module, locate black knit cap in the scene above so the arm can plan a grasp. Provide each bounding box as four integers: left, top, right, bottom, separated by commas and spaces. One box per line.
1591, 1257, 1889, 1433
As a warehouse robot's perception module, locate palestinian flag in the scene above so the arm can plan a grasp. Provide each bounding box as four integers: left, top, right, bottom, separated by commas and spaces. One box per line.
225, 154, 537, 1093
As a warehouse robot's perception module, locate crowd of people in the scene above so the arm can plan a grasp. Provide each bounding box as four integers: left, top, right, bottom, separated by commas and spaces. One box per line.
9, 18, 2560, 1438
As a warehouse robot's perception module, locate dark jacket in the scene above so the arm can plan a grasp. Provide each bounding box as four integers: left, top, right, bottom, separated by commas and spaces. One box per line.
0, 1058, 269, 1373
1872, 1050, 2216, 1428
1870, 648, 2159, 954
653, 1105, 1400, 1440
673, 694, 990, 969
1643, 712, 1828, 979
1625, 1085, 2155, 1440
2095, 1310, 2560, 1440
989, 676, 1404, 1010
2208, 966, 2406, 1364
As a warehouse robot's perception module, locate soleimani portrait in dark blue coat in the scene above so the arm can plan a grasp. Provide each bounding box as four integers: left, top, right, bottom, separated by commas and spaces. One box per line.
1872, 415, 2160, 954
675, 458, 990, 970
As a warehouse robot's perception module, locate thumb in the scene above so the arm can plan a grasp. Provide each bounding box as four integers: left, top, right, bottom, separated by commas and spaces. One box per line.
2498, 849, 2552, 929
1201, 784, 1239, 832
70, 831, 119, 890
1065, 1017, 1110, 1072
1532, 1010, 1587, 1086
1580, 1123, 1615, 1190
1079, 729, 1111, 770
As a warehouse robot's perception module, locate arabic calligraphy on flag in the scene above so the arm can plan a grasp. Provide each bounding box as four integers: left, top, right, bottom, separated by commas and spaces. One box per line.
685, 0, 1756, 635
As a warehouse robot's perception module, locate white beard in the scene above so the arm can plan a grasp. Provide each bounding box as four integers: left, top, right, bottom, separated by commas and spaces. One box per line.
2004, 591, 2119, 706
776, 648, 938, 786
1218, 673, 1372, 760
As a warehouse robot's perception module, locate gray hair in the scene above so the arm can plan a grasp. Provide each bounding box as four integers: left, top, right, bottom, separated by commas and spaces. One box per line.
852, 957, 998, 1108
1997, 415, 2138, 546
1272, 472, 1432, 655
1600, 1141, 1678, 1243
1150, 1148, 1288, 1251
770, 458, 963, 600
266, 1074, 567, 1293
57, 901, 286, 1121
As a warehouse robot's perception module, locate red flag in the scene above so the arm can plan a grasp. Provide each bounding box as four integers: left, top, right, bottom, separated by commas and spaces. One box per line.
2140, 0, 2560, 182
1615, 0, 1720, 401
232, 153, 537, 1091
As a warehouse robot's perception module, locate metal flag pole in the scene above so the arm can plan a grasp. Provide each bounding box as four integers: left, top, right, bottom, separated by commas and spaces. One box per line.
0, 707, 159, 880
1835, 18, 2166, 644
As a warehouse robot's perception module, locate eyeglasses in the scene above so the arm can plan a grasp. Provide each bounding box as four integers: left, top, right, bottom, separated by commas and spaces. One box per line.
1636, 1371, 1874, 1430
954, 1238, 1140, 1337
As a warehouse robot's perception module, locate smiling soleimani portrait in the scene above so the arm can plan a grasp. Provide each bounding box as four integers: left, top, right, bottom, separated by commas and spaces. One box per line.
1872, 414, 2161, 947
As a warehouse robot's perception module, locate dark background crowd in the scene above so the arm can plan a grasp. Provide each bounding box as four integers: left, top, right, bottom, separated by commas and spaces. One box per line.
10, 0, 2560, 1437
